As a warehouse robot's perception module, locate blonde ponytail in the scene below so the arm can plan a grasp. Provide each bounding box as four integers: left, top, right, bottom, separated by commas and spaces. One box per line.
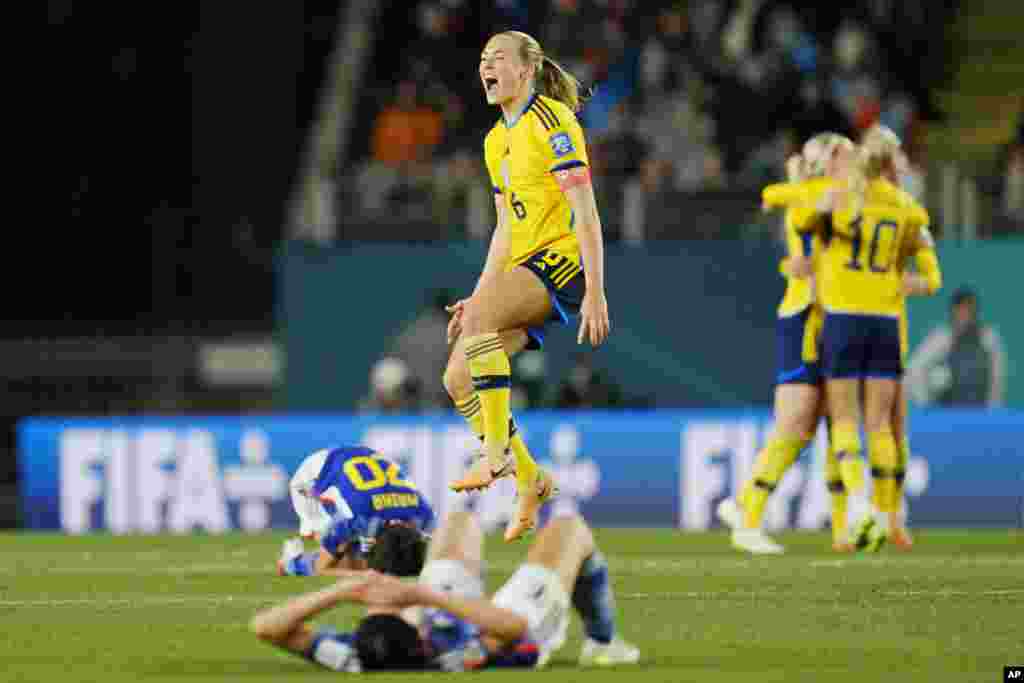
498, 31, 587, 112
845, 125, 901, 213
539, 55, 586, 112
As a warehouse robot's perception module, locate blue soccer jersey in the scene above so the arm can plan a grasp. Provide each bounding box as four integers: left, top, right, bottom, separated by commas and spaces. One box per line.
309, 446, 434, 557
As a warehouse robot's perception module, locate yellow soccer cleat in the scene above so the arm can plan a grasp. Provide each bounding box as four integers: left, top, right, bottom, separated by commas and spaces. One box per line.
504, 468, 558, 542
891, 526, 914, 550
449, 452, 515, 492
852, 516, 887, 553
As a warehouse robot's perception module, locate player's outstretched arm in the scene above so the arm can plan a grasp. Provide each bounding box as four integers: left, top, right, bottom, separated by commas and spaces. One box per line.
562, 180, 609, 346
250, 574, 372, 654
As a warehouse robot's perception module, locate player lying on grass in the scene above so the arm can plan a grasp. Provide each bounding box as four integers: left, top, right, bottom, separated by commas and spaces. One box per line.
278, 446, 434, 577
251, 510, 639, 671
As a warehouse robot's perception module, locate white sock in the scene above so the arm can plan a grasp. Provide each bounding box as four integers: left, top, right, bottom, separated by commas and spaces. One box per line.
847, 491, 871, 523
874, 509, 890, 533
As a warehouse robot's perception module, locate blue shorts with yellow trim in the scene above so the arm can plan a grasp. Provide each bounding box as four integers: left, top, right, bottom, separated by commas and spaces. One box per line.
520, 247, 585, 350
776, 307, 822, 386
821, 312, 903, 379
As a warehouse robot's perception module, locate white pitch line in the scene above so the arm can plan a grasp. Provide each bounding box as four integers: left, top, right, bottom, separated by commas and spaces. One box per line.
883, 588, 1024, 597
0, 595, 282, 608
2, 588, 1021, 609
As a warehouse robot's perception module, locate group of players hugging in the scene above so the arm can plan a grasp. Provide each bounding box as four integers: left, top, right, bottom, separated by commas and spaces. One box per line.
251, 28, 940, 673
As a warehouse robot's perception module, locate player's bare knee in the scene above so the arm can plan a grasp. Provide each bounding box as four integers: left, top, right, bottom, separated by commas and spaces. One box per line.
536, 515, 595, 558
249, 613, 278, 642
442, 358, 472, 402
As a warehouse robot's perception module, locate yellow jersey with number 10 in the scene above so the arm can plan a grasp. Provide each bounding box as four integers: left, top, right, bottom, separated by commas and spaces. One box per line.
483, 93, 588, 269
820, 178, 930, 317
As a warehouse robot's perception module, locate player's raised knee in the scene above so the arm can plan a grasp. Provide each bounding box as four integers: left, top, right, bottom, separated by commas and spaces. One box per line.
544, 514, 594, 549
249, 612, 277, 642
442, 357, 471, 401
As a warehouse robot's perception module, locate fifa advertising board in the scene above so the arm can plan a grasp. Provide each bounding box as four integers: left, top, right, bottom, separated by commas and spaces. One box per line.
17, 410, 1023, 533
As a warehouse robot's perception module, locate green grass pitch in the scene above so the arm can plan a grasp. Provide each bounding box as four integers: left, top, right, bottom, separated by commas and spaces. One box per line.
1, 529, 1020, 682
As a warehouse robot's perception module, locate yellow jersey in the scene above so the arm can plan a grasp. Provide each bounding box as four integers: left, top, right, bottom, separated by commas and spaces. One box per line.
768, 178, 830, 317
895, 225, 942, 360
817, 178, 931, 317
484, 94, 588, 268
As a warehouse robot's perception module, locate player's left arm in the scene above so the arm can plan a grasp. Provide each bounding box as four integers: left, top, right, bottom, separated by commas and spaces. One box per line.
250, 574, 372, 654
547, 116, 609, 346
902, 216, 942, 296
903, 247, 941, 296
315, 516, 367, 575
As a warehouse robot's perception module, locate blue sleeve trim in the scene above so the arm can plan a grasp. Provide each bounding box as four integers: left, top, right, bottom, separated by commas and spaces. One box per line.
800, 232, 813, 257
493, 186, 502, 194
551, 160, 586, 173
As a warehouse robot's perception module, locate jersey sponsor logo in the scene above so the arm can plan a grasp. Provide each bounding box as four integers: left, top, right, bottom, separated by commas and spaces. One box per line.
549, 132, 574, 158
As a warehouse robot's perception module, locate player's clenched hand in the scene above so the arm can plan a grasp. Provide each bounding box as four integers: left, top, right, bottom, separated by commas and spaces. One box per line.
901, 273, 929, 296
446, 298, 469, 344
577, 289, 610, 346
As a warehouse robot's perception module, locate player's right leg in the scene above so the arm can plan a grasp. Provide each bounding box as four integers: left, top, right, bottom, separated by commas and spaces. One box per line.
819, 313, 874, 544
860, 375, 899, 552
888, 383, 913, 549
491, 515, 639, 668
853, 315, 903, 552
417, 511, 487, 600
719, 309, 821, 554
456, 267, 552, 485
444, 302, 558, 542
443, 328, 535, 488
725, 383, 818, 554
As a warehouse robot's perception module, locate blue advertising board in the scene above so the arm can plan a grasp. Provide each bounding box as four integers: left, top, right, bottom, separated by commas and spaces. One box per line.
17, 410, 1023, 533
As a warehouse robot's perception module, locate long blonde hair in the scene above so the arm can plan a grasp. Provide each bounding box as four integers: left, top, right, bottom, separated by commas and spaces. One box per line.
802, 132, 854, 178
844, 124, 901, 212
498, 31, 587, 112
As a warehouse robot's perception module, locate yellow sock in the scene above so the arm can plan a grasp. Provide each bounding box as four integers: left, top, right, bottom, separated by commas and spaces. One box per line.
893, 435, 910, 513
508, 420, 539, 488
824, 440, 848, 542
832, 421, 865, 496
454, 394, 484, 439
868, 430, 899, 513
465, 333, 511, 468
454, 377, 538, 486
739, 436, 806, 528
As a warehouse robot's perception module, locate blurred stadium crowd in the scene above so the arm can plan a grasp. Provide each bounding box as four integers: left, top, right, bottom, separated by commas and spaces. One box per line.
330, 0, 1021, 242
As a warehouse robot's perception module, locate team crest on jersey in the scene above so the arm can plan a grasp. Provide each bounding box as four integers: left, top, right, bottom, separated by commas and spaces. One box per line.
549, 132, 574, 158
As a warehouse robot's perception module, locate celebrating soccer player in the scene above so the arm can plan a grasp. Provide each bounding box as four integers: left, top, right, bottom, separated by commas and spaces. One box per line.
719, 133, 856, 554
866, 125, 942, 548
764, 128, 940, 549
443, 31, 610, 541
